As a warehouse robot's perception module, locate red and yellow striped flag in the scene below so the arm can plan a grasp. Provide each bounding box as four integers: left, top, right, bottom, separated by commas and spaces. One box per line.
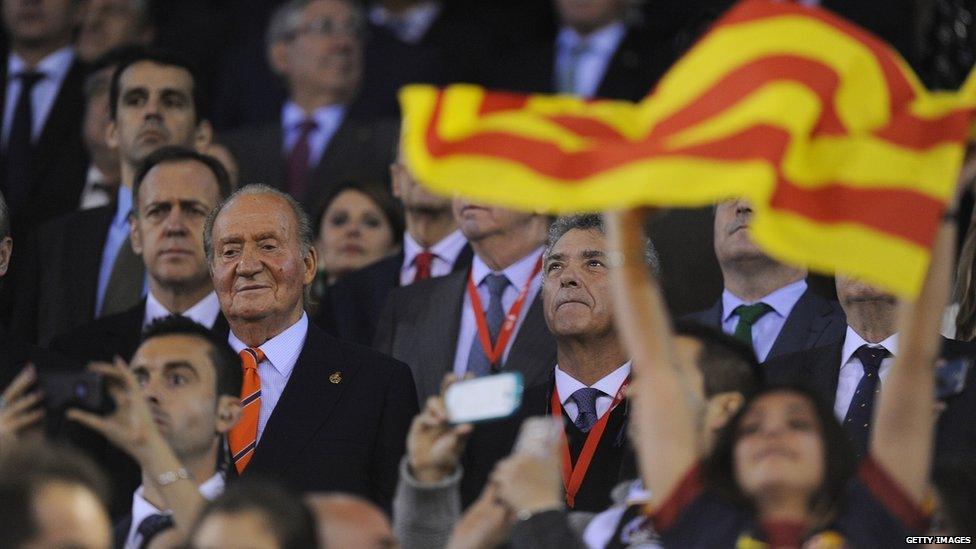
400, 0, 976, 297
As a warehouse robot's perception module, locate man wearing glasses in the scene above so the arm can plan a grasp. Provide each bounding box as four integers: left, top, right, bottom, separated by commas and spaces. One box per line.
223, 0, 397, 214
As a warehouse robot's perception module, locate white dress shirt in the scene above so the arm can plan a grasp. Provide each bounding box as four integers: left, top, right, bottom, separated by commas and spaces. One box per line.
228, 313, 309, 442
720, 279, 807, 362
143, 291, 221, 330
555, 362, 631, 422
2, 46, 75, 148
281, 101, 345, 170
834, 326, 898, 421
400, 229, 468, 286
553, 21, 626, 98
369, 0, 442, 43
78, 166, 116, 210
124, 473, 224, 549
451, 248, 544, 377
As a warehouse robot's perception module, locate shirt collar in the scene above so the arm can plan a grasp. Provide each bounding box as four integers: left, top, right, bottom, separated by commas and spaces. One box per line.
7, 46, 74, 80
130, 473, 224, 540
144, 291, 221, 329
470, 246, 544, 289
402, 229, 468, 270
113, 185, 133, 226
282, 100, 346, 134
721, 279, 807, 323
228, 313, 308, 378
555, 20, 627, 55
841, 325, 899, 366
554, 361, 631, 404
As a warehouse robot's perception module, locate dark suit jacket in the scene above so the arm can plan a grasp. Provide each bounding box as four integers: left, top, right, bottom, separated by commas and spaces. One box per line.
318, 245, 473, 346
240, 322, 418, 511
764, 337, 976, 459
374, 268, 557, 405
683, 287, 846, 361
0, 55, 88, 233
220, 113, 398, 214
49, 299, 231, 364
488, 26, 674, 102
10, 204, 115, 344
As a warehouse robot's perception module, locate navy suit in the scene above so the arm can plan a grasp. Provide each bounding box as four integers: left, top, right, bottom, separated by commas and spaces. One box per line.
683, 287, 846, 362
239, 322, 418, 511
765, 337, 976, 459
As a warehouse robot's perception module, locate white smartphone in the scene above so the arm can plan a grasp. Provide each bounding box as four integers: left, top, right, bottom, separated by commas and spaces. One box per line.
444, 372, 524, 424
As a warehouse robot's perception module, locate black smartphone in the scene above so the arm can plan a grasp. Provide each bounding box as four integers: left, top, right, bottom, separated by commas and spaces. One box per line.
37, 370, 114, 416
935, 358, 971, 400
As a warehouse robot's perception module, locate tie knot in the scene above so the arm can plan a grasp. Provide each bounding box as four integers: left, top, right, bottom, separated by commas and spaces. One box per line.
414, 250, 435, 267
239, 347, 266, 370
570, 40, 591, 57
296, 118, 317, 134
16, 70, 44, 88
484, 273, 510, 298
136, 513, 174, 543
854, 345, 889, 374
733, 302, 773, 325
571, 387, 602, 412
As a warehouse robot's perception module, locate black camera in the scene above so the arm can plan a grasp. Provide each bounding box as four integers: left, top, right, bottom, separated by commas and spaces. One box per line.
38, 369, 115, 418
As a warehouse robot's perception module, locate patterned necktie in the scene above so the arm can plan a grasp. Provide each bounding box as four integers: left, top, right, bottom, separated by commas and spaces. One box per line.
2, 70, 44, 216
844, 345, 890, 458
136, 513, 173, 549
285, 118, 317, 199
412, 250, 435, 283
100, 235, 146, 317
465, 273, 510, 376
732, 303, 773, 348
229, 347, 265, 473
571, 387, 603, 432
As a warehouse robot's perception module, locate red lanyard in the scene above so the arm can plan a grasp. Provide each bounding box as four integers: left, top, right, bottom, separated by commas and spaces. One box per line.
551, 377, 631, 508
466, 256, 543, 369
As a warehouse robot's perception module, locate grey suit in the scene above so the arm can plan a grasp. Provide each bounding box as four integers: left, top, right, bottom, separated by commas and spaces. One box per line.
683, 287, 846, 362
374, 268, 556, 405
220, 114, 398, 214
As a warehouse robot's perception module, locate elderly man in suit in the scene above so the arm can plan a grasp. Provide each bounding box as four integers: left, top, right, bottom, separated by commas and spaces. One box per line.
375, 198, 554, 405
14, 48, 214, 344
51, 146, 233, 363
222, 0, 397, 215
204, 184, 417, 510
766, 274, 976, 460
685, 199, 845, 361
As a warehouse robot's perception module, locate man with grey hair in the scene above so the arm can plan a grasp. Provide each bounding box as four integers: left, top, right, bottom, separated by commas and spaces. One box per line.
205, 183, 418, 510
393, 213, 649, 522
222, 0, 397, 214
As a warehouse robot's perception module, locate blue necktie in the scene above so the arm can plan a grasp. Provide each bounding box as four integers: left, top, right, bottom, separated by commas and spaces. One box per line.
844, 345, 889, 458
465, 273, 509, 376
2, 70, 44, 216
571, 387, 603, 432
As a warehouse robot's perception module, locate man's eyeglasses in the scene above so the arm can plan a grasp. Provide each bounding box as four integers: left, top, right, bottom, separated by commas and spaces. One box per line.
288, 17, 365, 40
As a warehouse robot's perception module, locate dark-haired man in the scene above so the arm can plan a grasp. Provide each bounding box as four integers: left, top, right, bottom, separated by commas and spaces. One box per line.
68, 315, 243, 549
51, 146, 232, 364
15, 48, 213, 344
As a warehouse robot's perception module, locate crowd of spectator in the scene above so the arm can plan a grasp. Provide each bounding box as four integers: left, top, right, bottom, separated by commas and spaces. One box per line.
0, 0, 975, 548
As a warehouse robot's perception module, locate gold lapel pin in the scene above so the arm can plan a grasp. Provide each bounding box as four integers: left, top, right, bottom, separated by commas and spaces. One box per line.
329, 372, 342, 384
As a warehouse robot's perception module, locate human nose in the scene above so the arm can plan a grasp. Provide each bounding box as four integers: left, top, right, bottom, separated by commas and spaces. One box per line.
558, 263, 581, 288
163, 208, 189, 236
235, 245, 262, 276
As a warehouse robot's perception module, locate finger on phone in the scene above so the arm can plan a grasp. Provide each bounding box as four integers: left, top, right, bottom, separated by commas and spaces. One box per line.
65, 408, 111, 435
5, 391, 43, 415
6, 408, 44, 432
1, 364, 37, 403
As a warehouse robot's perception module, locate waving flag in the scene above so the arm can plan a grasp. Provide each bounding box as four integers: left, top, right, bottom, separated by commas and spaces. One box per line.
399, 0, 976, 297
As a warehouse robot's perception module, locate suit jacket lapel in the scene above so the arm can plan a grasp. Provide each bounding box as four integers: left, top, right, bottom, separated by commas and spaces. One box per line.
306, 116, 368, 202
767, 290, 844, 361
417, 270, 466, 398
32, 59, 85, 178
801, 343, 843, 408
503, 294, 556, 390
247, 324, 356, 473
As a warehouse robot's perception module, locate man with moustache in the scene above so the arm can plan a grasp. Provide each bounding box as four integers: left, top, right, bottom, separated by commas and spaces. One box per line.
14, 49, 213, 344
320, 138, 471, 345
205, 184, 417, 509
685, 199, 845, 361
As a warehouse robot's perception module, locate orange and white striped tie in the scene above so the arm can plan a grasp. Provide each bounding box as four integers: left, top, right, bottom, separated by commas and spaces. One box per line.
228, 347, 264, 473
